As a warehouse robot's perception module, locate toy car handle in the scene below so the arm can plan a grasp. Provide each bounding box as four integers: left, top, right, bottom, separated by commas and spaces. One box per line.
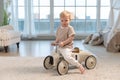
51, 42, 59, 53
51, 43, 59, 46
54, 43, 59, 53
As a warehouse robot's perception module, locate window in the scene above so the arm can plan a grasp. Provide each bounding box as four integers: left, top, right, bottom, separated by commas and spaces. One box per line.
75, 0, 97, 33
18, 0, 25, 32
10, 0, 110, 37
54, 0, 97, 33
33, 0, 50, 34
100, 0, 110, 30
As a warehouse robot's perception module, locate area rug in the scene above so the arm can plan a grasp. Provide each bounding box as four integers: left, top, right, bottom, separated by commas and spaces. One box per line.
0, 44, 120, 80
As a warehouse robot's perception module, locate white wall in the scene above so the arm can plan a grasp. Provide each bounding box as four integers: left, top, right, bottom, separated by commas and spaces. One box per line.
0, 0, 3, 26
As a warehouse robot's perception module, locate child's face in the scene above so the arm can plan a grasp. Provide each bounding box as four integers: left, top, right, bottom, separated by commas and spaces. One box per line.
60, 16, 70, 27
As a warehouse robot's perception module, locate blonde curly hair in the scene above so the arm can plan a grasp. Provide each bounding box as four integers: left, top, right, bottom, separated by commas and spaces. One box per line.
60, 10, 74, 21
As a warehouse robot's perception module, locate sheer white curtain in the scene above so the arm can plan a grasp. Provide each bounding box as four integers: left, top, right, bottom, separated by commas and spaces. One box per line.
10, 0, 19, 31
10, 0, 35, 38
104, 0, 120, 47
24, 0, 35, 38
108, 0, 113, 28
105, 0, 120, 30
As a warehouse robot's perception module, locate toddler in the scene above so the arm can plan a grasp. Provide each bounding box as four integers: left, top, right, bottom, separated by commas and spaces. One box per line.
52, 10, 85, 74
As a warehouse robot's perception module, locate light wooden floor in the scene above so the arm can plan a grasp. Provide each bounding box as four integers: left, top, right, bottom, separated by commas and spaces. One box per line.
0, 40, 86, 57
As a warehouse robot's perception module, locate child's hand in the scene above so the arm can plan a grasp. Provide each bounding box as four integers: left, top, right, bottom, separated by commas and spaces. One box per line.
51, 41, 59, 46
51, 41, 56, 46
59, 42, 64, 47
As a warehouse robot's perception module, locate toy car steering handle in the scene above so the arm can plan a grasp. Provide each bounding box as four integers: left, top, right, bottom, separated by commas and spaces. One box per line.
51, 43, 59, 53
55, 43, 59, 53
51, 42, 59, 46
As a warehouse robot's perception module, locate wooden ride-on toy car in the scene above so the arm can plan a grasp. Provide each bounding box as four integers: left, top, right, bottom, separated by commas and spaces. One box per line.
43, 46, 97, 75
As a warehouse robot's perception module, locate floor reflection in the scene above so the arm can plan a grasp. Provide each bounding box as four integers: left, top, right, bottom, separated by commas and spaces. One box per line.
0, 40, 86, 57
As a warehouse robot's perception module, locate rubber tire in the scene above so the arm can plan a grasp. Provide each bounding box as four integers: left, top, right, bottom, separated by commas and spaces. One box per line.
57, 60, 69, 75
43, 56, 54, 69
85, 55, 97, 69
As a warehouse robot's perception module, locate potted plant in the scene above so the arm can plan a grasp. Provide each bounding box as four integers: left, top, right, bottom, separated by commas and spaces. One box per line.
1, 0, 11, 26
2, 9, 10, 26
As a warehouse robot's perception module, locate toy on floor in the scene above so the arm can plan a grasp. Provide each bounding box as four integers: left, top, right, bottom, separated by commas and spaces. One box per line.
43, 43, 97, 75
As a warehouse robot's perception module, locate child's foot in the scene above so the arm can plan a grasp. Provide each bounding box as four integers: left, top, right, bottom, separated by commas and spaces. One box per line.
79, 65, 85, 74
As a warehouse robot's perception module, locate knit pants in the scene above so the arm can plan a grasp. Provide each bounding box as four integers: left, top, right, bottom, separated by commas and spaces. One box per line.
58, 47, 81, 68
